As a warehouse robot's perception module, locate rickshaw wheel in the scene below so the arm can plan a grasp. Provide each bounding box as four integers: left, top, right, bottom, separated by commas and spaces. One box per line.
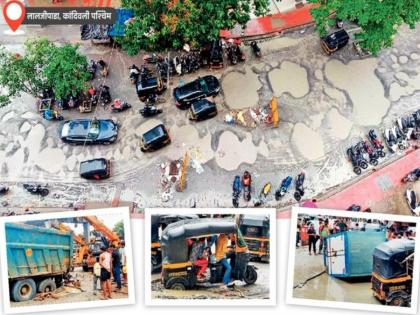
170, 282, 186, 290
244, 265, 257, 285
388, 296, 404, 306
166, 278, 187, 290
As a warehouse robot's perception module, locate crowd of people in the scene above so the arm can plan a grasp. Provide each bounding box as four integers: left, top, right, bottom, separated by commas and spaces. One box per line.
297, 216, 416, 255
94, 241, 127, 300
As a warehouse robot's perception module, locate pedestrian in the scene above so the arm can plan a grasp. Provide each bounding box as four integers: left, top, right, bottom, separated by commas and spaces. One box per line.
307, 223, 317, 255
93, 257, 101, 295
296, 221, 301, 248
215, 233, 232, 290
119, 241, 127, 285
99, 246, 112, 300
319, 220, 329, 254
111, 244, 122, 292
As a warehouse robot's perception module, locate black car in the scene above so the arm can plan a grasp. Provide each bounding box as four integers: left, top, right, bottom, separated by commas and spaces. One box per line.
321, 29, 349, 55
187, 99, 218, 121
80, 158, 111, 180
140, 124, 171, 152
60, 119, 118, 145
173, 75, 220, 109
136, 76, 165, 101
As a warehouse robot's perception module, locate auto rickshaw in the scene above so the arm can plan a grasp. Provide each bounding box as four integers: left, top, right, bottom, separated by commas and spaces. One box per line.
161, 218, 258, 290
151, 214, 198, 273
321, 29, 349, 55
371, 238, 415, 306
239, 215, 270, 262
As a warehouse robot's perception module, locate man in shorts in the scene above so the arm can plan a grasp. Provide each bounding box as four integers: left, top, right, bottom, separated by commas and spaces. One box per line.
99, 246, 112, 299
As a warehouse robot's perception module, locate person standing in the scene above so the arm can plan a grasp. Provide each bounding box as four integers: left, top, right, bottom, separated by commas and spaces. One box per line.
119, 241, 127, 285
215, 234, 231, 289
307, 224, 317, 255
111, 244, 122, 291
319, 220, 330, 254
99, 246, 112, 300
92, 257, 101, 295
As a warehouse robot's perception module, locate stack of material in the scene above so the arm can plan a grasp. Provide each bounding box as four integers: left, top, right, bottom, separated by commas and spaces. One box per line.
160, 160, 181, 202
80, 25, 112, 41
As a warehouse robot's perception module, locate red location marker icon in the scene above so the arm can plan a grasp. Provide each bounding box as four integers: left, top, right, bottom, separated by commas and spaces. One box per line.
3, 0, 26, 32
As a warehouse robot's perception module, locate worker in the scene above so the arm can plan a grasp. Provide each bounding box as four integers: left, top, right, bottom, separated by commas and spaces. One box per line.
119, 241, 127, 285
111, 244, 122, 291
99, 246, 112, 300
93, 257, 101, 295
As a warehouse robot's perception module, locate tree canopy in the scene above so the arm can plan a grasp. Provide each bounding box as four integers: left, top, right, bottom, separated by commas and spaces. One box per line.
0, 38, 90, 106
309, 0, 420, 55
113, 220, 125, 239
118, 0, 270, 55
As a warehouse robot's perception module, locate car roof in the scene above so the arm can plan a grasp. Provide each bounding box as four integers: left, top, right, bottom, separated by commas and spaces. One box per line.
80, 158, 108, 174
191, 99, 215, 113
143, 124, 167, 142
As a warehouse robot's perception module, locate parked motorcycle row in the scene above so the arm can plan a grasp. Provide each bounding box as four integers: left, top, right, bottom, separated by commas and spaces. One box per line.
0, 184, 49, 198
232, 171, 306, 207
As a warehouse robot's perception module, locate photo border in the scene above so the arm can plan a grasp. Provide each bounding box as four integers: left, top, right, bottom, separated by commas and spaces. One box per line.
0, 207, 136, 314
286, 206, 420, 314
144, 208, 277, 306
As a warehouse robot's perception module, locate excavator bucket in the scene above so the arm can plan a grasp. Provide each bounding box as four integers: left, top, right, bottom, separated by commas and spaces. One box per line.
270, 96, 279, 128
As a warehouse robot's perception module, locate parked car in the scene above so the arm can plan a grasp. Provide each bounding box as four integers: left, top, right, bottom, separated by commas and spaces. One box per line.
173, 75, 220, 109
136, 76, 165, 101
321, 29, 349, 55
140, 124, 171, 152
80, 158, 111, 180
60, 119, 118, 145
187, 99, 217, 121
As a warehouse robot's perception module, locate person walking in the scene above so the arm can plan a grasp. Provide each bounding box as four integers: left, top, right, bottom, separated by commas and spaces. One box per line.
99, 246, 112, 300
307, 224, 317, 255
215, 234, 232, 289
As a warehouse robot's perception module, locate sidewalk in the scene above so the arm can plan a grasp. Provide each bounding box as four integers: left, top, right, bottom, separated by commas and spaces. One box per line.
220, 3, 315, 39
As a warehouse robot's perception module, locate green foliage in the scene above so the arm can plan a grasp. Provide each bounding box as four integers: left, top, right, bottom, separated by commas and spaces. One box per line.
113, 220, 125, 239
309, 0, 420, 55
118, 0, 270, 55
0, 39, 89, 107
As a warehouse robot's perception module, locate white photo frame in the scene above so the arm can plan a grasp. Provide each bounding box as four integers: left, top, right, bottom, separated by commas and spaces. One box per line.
0, 207, 136, 314
286, 207, 419, 314
144, 208, 277, 306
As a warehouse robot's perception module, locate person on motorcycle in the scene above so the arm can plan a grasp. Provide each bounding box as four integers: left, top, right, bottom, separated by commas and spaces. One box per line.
88, 86, 96, 97
113, 99, 122, 109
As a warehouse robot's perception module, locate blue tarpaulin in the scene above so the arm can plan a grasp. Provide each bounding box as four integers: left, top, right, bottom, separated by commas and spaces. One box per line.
108, 8, 134, 37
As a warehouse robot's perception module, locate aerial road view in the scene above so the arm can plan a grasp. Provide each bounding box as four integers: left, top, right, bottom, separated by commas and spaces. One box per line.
0, 0, 419, 214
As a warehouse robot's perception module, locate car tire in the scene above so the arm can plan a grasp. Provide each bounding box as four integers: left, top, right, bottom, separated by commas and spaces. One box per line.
11, 279, 37, 302
37, 278, 56, 293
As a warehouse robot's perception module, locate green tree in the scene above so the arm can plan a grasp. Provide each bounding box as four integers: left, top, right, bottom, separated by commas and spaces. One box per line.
118, 0, 270, 55
0, 38, 90, 107
309, 0, 420, 55
113, 220, 125, 239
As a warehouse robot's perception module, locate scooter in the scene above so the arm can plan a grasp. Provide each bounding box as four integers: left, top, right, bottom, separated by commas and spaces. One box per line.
111, 99, 131, 113
42, 109, 64, 121
97, 59, 109, 77
139, 105, 163, 117
294, 172, 305, 201
0, 185, 9, 195
397, 116, 415, 140
275, 176, 293, 200
406, 188, 420, 216
402, 168, 420, 183
129, 65, 141, 84
254, 182, 272, 207
23, 184, 49, 197
368, 129, 386, 158
383, 128, 398, 153
250, 41, 262, 58
242, 171, 252, 202
98, 85, 112, 105
232, 176, 241, 208
346, 146, 368, 175
358, 141, 378, 166
87, 59, 97, 80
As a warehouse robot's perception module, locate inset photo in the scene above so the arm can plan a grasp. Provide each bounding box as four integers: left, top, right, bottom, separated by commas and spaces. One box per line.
287, 207, 419, 314
145, 208, 276, 306
0, 207, 135, 314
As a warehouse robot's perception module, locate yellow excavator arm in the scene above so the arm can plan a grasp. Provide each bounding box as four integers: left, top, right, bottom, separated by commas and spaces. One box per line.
84, 216, 120, 246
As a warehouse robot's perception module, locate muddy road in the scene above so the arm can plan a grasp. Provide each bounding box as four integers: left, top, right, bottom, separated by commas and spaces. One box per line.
10, 268, 129, 308
293, 246, 379, 305
151, 261, 270, 300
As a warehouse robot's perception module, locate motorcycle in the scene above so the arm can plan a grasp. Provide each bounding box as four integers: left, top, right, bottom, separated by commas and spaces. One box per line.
173, 56, 183, 76
395, 125, 409, 150
406, 188, 420, 216
232, 175, 241, 208
111, 99, 131, 113
98, 84, 112, 105
367, 129, 386, 158
97, 59, 109, 77
250, 41, 262, 58
227, 45, 238, 65
397, 116, 415, 140
254, 182, 272, 207
347, 204, 361, 211
23, 184, 49, 197
242, 171, 252, 202
42, 109, 64, 121
294, 172, 305, 201
346, 146, 368, 175
358, 141, 378, 166
129, 64, 141, 84
0, 185, 9, 195
402, 168, 420, 183
275, 176, 293, 200
87, 59, 97, 80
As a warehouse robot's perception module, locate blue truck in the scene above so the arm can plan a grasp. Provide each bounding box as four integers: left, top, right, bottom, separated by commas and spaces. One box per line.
6, 223, 73, 302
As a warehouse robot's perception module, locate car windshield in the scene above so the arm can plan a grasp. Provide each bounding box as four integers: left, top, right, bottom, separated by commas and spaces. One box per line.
143, 126, 165, 143
87, 120, 100, 139
198, 79, 209, 93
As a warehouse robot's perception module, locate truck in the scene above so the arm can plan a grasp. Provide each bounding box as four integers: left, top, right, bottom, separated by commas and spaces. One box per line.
6, 223, 73, 302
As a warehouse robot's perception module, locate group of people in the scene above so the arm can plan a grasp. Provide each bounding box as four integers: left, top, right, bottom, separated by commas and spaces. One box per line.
187, 233, 236, 290
93, 241, 127, 300
297, 216, 416, 255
